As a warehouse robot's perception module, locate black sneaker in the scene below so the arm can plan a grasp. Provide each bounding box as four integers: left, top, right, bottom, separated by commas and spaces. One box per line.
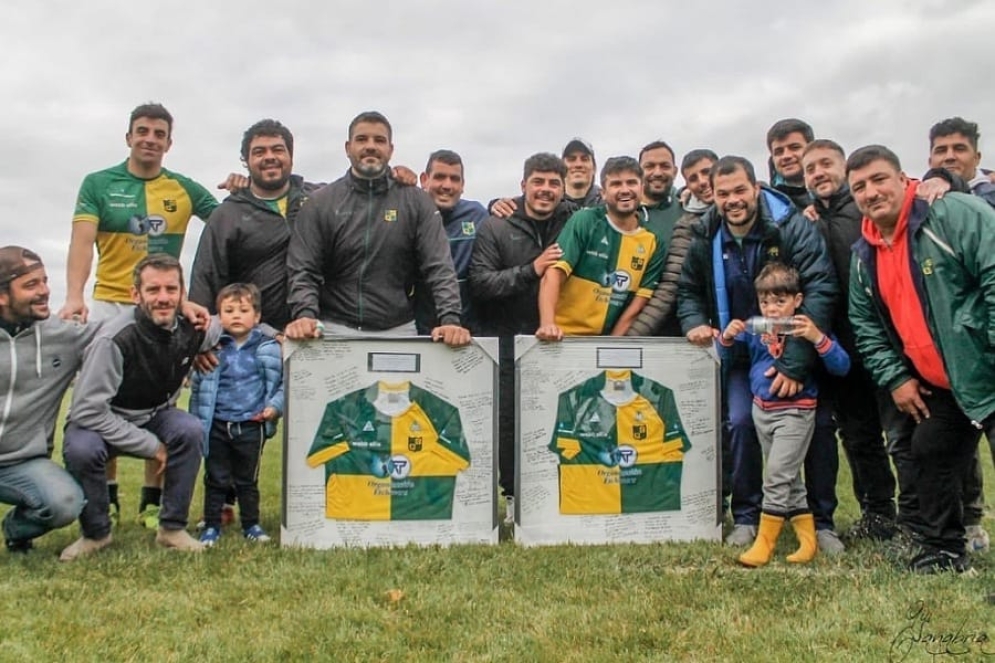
847, 512, 897, 542
5, 538, 34, 554
908, 549, 971, 574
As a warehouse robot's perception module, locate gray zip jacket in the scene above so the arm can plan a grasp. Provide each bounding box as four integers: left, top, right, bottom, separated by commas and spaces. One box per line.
287, 170, 462, 330
0, 317, 98, 466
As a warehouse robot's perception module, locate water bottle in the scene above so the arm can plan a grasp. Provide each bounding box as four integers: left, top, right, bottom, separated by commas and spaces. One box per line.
745, 316, 797, 335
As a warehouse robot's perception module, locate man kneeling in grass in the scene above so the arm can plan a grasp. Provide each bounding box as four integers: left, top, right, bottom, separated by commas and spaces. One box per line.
61, 254, 219, 560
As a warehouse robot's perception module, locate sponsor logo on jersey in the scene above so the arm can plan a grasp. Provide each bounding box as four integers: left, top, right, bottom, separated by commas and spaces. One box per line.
387, 454, 411, 479
384, 209, 397, 222
407, 436, 423, 452
617, 445, 637, 468
163, 199, 177, 213
461, 222, 475, 236
146, 215, 167, 236
603, 270, 632, 292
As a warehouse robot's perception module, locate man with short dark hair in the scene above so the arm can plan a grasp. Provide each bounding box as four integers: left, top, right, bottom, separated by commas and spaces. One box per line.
60, 102, 219, 525
190, 119, 320, 330
628, 149, 717, 337
562, 138, 602, 207
766, 118, 815, 208
61, 254, 222, 560
848, 144, 995, 573
285, 111, 469, 347
469, 152, 576, 521
928, 117, 995, 206
677, 155, 837, 548
639, 140, 683, 238
536, 156, 664, 341
414, 149, 489, 334
801, 139, 897, 541
0, 247, 90, 554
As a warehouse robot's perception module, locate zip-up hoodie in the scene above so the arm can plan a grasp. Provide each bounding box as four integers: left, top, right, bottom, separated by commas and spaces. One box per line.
68, 308, 221, 458
287, 169, 462, 330
0, 316, 98, 466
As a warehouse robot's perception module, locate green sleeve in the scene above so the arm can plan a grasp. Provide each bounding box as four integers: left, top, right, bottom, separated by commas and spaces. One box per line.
306, 399, 349, 467
649, 378, 690, 452
73, 173, 102, 220
848, 253, 910, 392
548, 390, 578, 458
181, 176, 219, 221
554, 210, 592, 272
419, 389, 470, 463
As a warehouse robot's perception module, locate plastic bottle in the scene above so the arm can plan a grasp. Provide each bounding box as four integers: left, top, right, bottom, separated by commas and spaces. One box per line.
745, 316, 797, 335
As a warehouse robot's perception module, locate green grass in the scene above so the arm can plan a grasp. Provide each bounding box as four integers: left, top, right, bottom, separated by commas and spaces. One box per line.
1, 392, 993, 662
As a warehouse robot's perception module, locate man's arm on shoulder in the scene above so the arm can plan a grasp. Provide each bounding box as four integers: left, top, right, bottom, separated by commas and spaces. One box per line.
69, 337, 160, 458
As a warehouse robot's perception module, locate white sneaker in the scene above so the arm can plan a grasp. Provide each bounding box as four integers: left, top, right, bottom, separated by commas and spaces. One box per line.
59, 534, 113, 562
725, 524, 757, 546
503, 496, 515, 525
816, 529, 846, 555
966, 525, 991, 554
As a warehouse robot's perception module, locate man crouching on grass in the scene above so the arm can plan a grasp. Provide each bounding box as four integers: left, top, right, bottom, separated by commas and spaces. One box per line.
61, 254, 220, 560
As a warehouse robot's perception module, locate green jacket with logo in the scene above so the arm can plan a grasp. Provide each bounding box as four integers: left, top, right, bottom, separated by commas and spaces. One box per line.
850, 193, 995, 423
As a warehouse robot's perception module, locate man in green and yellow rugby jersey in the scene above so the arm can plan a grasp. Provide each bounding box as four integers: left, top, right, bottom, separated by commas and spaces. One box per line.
58, 102, 218, 524
536, 156, 665, 341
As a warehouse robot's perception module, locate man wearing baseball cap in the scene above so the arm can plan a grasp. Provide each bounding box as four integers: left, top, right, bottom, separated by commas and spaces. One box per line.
562, 137, 602, 207
0, 247, 93, 554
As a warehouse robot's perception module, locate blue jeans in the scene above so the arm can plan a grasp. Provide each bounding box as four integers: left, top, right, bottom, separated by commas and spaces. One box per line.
63, 408, 203, 539
0, 457, 83, 544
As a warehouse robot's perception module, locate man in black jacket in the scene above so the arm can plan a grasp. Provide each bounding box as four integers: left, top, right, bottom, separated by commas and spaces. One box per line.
677, 155, 838, 547
190, 119, 320, 330
802, 139, 898, 541
285, 111, 468, 347
469, 152, 575, 521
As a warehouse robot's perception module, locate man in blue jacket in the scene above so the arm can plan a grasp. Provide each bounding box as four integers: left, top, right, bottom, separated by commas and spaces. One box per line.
414, 150, 489, 334
676, 155, 837, 548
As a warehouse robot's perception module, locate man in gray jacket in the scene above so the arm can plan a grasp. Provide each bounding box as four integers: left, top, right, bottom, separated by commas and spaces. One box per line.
0, 247, 89, 553
285, 111, 469, 346
60, 254, 221, 560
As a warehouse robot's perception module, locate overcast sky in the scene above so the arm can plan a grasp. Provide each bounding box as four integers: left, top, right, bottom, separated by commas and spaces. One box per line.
3, 0, 993, 306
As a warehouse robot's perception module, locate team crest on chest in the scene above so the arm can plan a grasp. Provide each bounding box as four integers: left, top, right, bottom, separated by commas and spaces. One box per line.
461, 222, 475, 236
384, 209, 397, 222
163, 199, 177, 213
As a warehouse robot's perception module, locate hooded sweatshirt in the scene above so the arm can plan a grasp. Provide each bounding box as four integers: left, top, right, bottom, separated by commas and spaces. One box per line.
860, 181, 950, 389
0, 316, 98, 466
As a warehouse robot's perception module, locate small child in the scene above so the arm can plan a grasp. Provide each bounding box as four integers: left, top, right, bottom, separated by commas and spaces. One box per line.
190, 283, 284, 546
717, 263, 850, 567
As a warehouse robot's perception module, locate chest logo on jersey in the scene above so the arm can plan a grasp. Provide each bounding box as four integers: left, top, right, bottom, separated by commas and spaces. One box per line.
632, 423, 647, 440
127, 215, 167, 236
921, 258, 934, 276
630, 257, 645, 271
603, 270, 632, 292
384, 209, 397, 222
163, 199, 177, 213
408, 437, 423, 452
372, 454, 411, 480
461, 222, 475, 236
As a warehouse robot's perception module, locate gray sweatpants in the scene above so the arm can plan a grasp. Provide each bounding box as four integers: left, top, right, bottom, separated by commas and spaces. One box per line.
752, 404, 816, 514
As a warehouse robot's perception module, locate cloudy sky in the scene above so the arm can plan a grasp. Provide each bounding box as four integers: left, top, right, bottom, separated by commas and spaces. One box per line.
3, 0, 993, 306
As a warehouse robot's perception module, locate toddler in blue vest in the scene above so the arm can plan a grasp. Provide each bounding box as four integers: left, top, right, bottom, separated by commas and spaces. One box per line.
190, 283, 284, 546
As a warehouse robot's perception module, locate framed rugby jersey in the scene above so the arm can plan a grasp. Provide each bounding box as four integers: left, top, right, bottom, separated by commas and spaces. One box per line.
283, 336, 498, 548
515, 336, 720, 546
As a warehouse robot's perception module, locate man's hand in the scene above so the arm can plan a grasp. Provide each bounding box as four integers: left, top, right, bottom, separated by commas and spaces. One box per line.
764, 367, 804, 398
217, 172, 249, 192
535, 323, 564, 342
532, 243, 563, 276
490, 198, 517, 218
391, 165, 417, 186
802, 204, 819, 222
153, 443, 168, 476
430, 324, 471, 348
193, 350, 219, 374
891, 378, 932, 424
285, 317, 322, 340
58, 298, 89, 323
180, 300, 210, 330
686, 324, 718, 347
721, 319, 746, 343
916, 178, 951, 204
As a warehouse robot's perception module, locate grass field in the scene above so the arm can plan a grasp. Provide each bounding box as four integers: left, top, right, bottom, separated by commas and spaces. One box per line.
1, 392, 993, 662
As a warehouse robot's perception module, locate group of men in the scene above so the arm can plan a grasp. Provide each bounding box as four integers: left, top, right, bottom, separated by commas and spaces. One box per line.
1, 102, 992, 574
